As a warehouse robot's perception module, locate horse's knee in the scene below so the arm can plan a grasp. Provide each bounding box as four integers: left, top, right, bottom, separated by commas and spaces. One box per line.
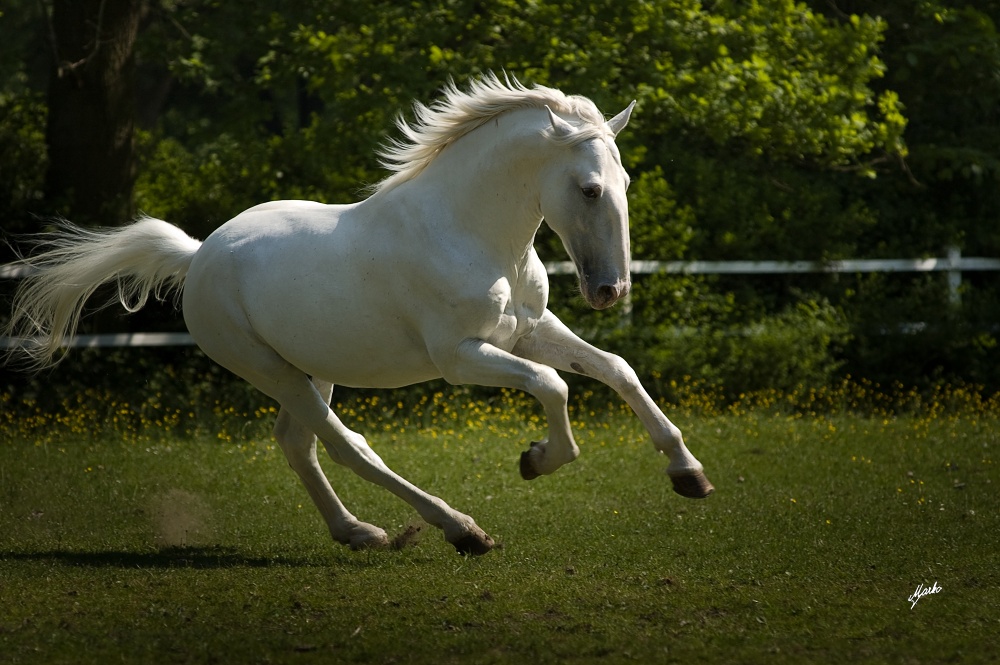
272, 408, 293, 441
526, 365, 569, 405
273, 409, 321, 471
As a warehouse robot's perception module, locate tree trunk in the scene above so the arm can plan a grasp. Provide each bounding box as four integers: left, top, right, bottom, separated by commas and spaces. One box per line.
44, 0, 141, 226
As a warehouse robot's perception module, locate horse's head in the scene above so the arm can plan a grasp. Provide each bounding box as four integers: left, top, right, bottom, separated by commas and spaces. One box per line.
539, 101, 636, 310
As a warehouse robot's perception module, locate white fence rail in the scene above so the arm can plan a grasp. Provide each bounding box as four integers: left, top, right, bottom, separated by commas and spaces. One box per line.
3, 247, 999, 348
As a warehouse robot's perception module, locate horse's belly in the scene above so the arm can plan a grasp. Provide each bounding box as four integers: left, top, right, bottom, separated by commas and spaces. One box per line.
253, 288, 444, 388
269, 329, 442, 389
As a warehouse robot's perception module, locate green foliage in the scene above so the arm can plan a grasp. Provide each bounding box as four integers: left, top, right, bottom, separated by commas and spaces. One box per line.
128, 0, 906, 230
623, 285, 849, 400
838, 272, 1000, 388
817, 1, 1000, 253
626, 1, 905, 171
0, 346, 267, 439
2, 0, 998, 392
668, 298, 849, 397
0, 92, 46, 240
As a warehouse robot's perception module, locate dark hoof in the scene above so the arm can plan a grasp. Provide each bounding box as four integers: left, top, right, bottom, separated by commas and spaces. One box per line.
452, 532, 495, 556
519, 449, 541, 480
669, 470, 715, 499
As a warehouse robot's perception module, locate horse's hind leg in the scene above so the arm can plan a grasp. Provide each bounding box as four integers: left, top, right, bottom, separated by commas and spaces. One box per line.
193, 326, 493, 555
303, 403, 494, 555
273, 379, 389, 550
220, 353, 492, 555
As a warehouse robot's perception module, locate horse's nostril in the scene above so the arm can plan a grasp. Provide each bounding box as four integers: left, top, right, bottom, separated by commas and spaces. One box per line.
590, 280, 630, 309
597, 284, 619, 301
594, 283, 623, 309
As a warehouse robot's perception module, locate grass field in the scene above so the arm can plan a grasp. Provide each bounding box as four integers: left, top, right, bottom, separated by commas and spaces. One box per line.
1, 384, 998, 663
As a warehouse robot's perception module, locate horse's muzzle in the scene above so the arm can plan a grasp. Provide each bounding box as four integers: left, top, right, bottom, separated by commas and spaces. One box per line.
584, 278, 630, 310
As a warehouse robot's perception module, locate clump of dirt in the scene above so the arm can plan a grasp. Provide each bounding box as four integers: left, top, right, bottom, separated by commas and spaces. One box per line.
391, 519, 427, 550
150, 489, 214, 548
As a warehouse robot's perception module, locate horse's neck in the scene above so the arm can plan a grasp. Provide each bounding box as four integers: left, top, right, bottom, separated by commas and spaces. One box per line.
393, 109, 551, 256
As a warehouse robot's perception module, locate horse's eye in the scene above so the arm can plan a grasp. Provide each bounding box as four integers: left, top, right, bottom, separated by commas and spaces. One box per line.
581, 185, 602, 199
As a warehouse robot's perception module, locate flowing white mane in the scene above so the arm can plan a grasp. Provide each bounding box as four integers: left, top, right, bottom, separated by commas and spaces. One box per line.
373, 74, 610, 194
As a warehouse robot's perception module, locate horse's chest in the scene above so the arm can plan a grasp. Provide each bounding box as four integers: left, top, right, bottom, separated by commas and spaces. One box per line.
483, 278, 546, 351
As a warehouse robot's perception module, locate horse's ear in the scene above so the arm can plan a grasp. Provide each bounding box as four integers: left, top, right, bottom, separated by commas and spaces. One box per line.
606, 100, 636, 137
545, 105, 576, 139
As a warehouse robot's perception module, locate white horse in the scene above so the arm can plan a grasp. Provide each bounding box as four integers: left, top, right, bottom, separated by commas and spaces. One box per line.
4, 75, 712, 555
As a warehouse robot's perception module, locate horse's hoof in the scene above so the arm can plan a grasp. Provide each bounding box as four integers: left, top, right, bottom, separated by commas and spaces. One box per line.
669, 470, 715, 499
452, 532, 495, 556
343, 523, 391, 550
519, 448, 541, 480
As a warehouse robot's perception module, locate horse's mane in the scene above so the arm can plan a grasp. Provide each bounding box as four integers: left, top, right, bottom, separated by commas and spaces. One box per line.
372, 73, 609, 195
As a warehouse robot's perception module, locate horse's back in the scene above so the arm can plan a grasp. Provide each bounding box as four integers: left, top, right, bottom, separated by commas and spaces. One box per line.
186, 203, 354, 297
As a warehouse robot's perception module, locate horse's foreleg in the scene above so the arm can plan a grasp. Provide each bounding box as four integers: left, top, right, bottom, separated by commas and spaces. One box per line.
273, 379, 389, 550
440, 339, 580, 479
512, 310, 714, 499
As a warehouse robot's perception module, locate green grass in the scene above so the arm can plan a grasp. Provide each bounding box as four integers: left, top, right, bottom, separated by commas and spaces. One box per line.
1, 387, 998, 664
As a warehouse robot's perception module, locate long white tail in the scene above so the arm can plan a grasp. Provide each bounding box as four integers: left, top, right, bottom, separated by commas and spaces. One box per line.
3, 217, 202, 369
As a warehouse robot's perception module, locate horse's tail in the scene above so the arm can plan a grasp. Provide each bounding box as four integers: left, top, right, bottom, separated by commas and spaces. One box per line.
3, 217, 202, 369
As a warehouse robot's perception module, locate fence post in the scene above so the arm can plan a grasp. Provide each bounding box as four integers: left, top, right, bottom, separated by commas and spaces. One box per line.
947, 245, 962, 305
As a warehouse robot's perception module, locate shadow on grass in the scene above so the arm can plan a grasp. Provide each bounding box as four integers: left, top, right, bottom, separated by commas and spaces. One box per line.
0, 546, 324, 569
